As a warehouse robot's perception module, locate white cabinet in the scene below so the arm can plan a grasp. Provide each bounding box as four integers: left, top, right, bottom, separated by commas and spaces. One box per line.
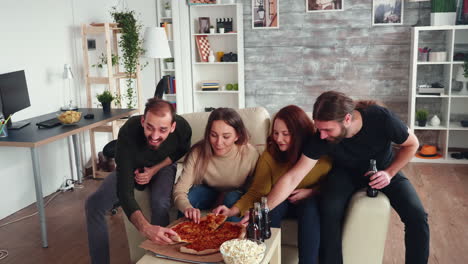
189, 3, 245, 112
409, 25, 468, 164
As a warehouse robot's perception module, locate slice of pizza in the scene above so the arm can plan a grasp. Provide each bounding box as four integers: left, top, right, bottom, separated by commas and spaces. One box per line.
205, 213, 228, 231
170, 221, 204, 243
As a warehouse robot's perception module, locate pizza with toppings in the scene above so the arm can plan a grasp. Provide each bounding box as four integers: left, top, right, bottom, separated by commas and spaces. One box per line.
170, 214, 246, 255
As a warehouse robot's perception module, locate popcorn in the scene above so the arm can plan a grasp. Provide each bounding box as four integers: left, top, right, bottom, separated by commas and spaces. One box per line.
220, 239, 266, 264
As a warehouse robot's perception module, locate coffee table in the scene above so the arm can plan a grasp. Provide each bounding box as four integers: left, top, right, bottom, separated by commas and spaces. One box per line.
137, 227, 281, 264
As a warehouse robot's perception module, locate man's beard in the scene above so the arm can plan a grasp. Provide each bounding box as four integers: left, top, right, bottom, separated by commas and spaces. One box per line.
147, 136, 162, 150
327, 124, 347, 144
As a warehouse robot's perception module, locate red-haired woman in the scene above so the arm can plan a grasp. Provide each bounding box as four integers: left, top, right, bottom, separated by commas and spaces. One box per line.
213, 105, 331, 264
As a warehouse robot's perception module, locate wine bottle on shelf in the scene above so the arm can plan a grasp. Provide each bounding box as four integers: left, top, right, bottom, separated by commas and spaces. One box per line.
367, 159, 379, 197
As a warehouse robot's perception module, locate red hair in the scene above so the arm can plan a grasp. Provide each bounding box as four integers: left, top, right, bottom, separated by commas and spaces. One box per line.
267, 105, 315, 164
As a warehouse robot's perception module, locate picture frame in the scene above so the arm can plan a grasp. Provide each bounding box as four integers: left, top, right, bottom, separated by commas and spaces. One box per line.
252, 0, 279, 29
372, 0, 403, 26
198, 17, 210, 34
306, 0, 344, 12
188, 0, 217, 5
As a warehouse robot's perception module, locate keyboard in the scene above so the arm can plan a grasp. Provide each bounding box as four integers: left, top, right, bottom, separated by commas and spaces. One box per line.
36, 117, 61, 128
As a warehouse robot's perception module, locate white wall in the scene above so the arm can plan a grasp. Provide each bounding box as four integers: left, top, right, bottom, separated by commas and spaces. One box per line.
0, 0, 158, 220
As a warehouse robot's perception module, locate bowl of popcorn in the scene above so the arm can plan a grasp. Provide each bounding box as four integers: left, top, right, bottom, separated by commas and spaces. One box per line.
57, 111, 82, 125
220, 239, 266, 264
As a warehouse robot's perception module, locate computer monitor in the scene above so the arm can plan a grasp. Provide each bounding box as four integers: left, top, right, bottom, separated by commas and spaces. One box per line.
0, 70, 31, 129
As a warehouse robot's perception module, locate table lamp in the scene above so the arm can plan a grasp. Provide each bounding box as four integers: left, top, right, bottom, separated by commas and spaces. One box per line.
61, 64, 78, 111
143, 27, 172, 99
455, 65, 468, 94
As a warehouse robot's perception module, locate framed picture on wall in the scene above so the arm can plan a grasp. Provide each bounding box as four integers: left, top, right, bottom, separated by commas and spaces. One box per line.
372, 0, 403, 26
198, 17, 210, 33
306, 0, 344, 12
252, 0, 279, 29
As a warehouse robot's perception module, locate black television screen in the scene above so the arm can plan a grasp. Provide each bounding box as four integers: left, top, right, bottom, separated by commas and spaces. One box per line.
0, 70, 31, 128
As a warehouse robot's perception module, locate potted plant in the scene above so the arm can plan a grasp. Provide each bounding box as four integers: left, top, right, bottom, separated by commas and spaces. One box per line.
96, 90, 115, 112
209, 25, 215, 34
92, 53, 119, 76
416, 109, 429, 127
164, 58, 174, 70
111, 7, 145, 109
218, 24, 225, 34
431, 0, 457, 26
164, 1, 172, 17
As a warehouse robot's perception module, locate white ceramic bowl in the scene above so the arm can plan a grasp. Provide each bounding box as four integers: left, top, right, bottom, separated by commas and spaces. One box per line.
220, 239, 266, 264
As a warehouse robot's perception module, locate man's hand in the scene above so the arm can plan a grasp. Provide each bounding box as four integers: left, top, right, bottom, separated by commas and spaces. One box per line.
142, 225, 177, 245
134, 166, 158, 185
366, 170, 392, 189
287, 188, 315, 204
184, 208, 201, 224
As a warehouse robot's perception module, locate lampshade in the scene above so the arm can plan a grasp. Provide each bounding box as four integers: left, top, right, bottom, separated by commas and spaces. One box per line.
455, 65, 468, 82
63, 64, 74, 79
143, 27, 172, 59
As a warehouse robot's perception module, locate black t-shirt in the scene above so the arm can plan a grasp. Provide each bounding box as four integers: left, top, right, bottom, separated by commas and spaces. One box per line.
303, 105, 409, 175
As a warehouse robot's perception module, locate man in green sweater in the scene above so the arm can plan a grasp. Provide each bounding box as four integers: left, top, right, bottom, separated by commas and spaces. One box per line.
85, 98, 191, 264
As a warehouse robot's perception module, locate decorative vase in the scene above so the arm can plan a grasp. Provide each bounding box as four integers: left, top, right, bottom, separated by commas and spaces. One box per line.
102, 102, 111, 113
219, 28, 225, 34
208, 51, 215, 63
418, 120, 427, 127
455, 65, 468, 94
166, 62, 174, 70
430, 12, 456, 26
209, 28, 215, 34
430, 115, 441, 127
97, 66, 108, 77
165, 10, 172, 18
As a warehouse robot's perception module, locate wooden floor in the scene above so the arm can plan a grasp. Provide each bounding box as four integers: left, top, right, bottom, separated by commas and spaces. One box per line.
0, 163, 467, 264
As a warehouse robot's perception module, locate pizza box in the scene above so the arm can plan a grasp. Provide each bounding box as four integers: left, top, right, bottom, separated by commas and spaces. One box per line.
140, 240, 223, 263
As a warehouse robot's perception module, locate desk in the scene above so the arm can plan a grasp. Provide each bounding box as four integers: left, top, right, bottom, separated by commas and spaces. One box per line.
137, 228, 281, 264
0, 108, 137, 248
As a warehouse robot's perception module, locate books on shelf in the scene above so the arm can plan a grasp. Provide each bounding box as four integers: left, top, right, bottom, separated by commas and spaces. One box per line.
201, 80, 219, 91
418, 87, 444, 95
162, 75, 176, 94
160, 22, 173, 41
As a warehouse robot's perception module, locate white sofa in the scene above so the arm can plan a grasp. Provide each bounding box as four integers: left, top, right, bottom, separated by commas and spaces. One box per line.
123, 107, 391, 264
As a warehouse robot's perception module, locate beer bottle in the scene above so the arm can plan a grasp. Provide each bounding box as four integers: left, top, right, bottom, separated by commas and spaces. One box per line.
260, 197, 271, 239
254, 202, 264, 241
246, 208, 260, 240
367, 159, 379, 197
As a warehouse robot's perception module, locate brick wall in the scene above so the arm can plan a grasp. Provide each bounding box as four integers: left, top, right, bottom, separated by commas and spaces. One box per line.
241, 0, 431, 123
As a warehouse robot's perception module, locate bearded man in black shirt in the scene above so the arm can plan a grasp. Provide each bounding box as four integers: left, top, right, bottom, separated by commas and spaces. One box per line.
85, 98, 191, 264
266, 91, 429, 264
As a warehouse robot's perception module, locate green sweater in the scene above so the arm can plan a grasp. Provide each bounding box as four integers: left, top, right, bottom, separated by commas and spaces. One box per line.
234, 151, 332, 215
116, 115, 191, 218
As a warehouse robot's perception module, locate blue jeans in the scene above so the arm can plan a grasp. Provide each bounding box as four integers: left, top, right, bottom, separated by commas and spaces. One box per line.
179, 184, 243, 222
270, 196, 320, 264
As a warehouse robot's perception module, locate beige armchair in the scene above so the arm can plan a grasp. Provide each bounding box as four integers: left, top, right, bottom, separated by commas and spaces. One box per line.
122, 107, 391, 263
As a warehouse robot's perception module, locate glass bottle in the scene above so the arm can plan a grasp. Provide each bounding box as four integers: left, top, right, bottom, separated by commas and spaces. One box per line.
367, 159, 379, 197
246, 208, 260, 240
260, 197, 271, 239
254, 202, 264, 242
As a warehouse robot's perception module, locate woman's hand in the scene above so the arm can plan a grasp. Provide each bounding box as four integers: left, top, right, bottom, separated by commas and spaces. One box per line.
212, 205, 240, 217
240, 210, 250, 225
287, 188, 316, 204
184, 208, 201, 224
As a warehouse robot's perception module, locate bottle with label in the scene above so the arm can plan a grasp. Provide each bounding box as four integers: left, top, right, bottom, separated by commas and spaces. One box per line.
0, 112, 8, 138
260, 197, 271, 239
208, 50, 215, 63
246, 208, 260, 240
367, 159, 379, 197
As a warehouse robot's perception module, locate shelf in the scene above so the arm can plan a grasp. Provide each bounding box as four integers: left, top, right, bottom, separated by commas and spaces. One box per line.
453, 61, 464, 65
190, 3, 237, 7
164, 93, 176, 97
417, 61, 451, 65
411, 156, 448, 163
195, 90, 238, 94
161, 17, 172, 20
193, 62, 238, 65
449, 122, 468, 130
162, 69, 175, 72
193, 33, 237, 36
416, 94, 449, 98
450, 93, 468, 98
446, 152, 468, 164
414, 125, 448, 130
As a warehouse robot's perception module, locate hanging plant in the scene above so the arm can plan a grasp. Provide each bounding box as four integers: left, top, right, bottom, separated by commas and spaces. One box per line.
110, 7, 145, 109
